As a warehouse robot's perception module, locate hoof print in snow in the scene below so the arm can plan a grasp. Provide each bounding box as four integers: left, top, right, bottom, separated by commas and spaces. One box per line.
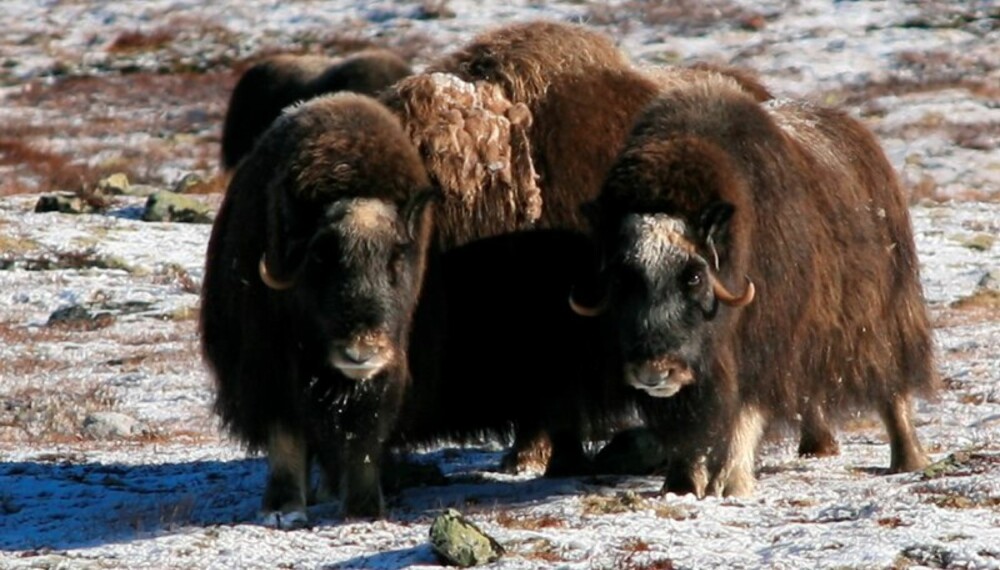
142, 190, 212, 223
429, 508, 504, 567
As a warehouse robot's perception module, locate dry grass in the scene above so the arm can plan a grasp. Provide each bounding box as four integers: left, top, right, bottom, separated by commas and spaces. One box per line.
0, 246, 131, 272
511, 538, 565, 563
585, 0, 768, 35
950, 289, 1000, 311
495, 510, 565, 530
108, 28, 177, 54
580, 491, 696, 521
615, 538, 677, 570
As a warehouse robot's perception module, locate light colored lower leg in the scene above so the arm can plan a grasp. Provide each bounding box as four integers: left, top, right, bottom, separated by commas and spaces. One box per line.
708, 405, 766, 497
880, 395, 929, 472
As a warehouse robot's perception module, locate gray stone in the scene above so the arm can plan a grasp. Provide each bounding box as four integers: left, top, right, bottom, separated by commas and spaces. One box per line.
429, 509, 504, 567
978, 269, 1000, 292
172, 172, 205, 193
142, 190, 212, 223
82, 411, 139, 439
97, 172, 130, 195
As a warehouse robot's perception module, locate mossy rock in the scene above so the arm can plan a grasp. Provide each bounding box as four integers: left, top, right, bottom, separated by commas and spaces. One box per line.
429, 509, 504, 567
142, 190, 212, 223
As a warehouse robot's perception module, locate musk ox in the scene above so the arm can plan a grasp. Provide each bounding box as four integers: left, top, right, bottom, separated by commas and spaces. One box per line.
202, 93, 435, 525
430, 20, 843, 459
219, 49, 411, 170
202, 92, 628, 524
578, 74, 938, 497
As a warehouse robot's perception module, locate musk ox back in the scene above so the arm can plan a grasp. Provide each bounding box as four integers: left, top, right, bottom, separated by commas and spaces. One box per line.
202, 92, 435, 524
585, 76, 937, 497
220, 49, 412, 170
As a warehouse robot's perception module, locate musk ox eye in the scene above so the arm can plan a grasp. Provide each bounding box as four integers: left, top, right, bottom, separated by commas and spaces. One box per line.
681, 264, 706, 291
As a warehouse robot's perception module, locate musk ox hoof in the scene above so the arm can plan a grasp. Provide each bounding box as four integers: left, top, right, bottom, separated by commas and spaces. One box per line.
499, 437, 551, 474
706, 468, 755, 498
260, 509, 309, 530
797, 434, 840, 458
889, 451, 930, 473
341, 494, 385, 519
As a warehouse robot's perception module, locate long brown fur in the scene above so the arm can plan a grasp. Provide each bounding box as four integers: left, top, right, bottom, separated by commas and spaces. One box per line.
220, 49, 412, 170
594, 75, 937, 495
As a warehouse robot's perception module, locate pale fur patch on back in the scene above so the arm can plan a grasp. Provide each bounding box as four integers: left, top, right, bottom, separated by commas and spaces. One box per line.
763, 99, 846, 175
643, 65, 745, 97
621, 213, 696, 270
389, 72, 540, 248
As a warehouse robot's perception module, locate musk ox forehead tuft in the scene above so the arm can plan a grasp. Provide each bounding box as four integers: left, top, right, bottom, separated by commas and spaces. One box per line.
621, 213, 695, 268
328, 198, 400, 239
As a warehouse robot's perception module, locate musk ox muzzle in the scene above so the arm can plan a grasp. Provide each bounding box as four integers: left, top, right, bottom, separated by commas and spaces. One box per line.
626, 356, 695, 397
329, 331, 395, 380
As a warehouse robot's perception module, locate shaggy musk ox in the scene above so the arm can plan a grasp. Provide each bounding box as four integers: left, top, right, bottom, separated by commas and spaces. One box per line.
219, 49, 411, 170
202, 93, 435, 525
578, 75, 938, 497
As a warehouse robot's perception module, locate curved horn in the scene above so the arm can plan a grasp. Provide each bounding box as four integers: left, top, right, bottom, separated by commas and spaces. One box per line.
259, 254, 296, 290
711, 274, 755, 307
569, 284, 609, 317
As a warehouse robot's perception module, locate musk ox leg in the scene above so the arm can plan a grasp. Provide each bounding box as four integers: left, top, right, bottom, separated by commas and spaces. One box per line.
880, 395, 929, 472
706, 406, 766, 498
260, 424, 310, 529
310, 450, 338, 505
338, 441, 385, 518
661, 454, 709, 497
544, 430, 593, 478
499, 428, 552, 474
798, 404, 840, 458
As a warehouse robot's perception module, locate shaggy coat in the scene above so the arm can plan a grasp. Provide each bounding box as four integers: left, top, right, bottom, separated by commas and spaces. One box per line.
588, 75, 937, 497
202, 93, 434, 522
220, 49, 411, 170
418, 21, 772, 236
202, 92, 630, 523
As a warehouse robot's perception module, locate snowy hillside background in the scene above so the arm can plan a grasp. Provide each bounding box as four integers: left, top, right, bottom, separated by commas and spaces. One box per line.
1, 1, 998, 568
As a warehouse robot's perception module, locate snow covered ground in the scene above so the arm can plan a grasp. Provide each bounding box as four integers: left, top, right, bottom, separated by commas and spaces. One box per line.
1, 1, 998, 568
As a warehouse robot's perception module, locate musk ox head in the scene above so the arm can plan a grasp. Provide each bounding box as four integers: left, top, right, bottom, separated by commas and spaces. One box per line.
260, 192, 437, 381
250, 93, 436, 382
574, 134, 755, 399
605, 205, 753, 397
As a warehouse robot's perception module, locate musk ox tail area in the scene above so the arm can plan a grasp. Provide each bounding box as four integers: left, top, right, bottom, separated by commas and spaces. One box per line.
220, 49, 412, 170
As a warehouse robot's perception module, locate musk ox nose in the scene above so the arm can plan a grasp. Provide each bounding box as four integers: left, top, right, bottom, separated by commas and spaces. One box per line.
331, 333, 393, 380
343, 342, 380, 364
626, 357, 695, 398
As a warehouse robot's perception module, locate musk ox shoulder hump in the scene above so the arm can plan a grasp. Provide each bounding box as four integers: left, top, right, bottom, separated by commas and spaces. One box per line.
429, 20, 629, 107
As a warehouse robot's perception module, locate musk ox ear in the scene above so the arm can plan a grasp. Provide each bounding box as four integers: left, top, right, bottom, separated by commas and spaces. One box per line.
698, 201, 735, 269
402, 188, 441, 243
